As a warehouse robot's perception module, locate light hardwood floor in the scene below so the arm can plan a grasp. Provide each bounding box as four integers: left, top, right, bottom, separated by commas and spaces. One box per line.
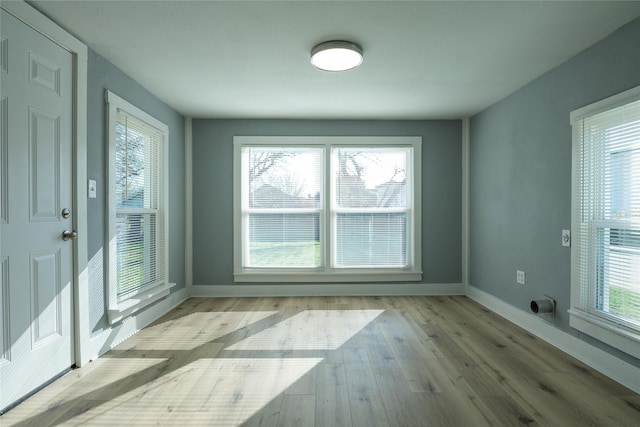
2, 296, 639, 426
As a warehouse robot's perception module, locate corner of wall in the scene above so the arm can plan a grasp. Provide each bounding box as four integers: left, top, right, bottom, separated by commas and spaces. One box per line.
462, 117, 470, 291
185, 117, 193, 289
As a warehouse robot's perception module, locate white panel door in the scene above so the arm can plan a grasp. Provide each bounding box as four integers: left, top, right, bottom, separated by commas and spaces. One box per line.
0, 9, 74, 411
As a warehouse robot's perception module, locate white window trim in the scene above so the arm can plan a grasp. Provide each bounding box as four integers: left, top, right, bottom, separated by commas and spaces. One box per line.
106, 90, 173, 324
569, 85, 640, 359
233, 136, 422, 283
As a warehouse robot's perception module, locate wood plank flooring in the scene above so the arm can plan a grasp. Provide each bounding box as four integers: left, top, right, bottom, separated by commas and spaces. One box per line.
2, 296, 639, 426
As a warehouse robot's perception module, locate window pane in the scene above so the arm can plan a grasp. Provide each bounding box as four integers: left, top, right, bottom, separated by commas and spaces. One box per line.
336, 213, 407, 267
247, 147, 322, 209
115, 120, 147, 209
115, 113, 163, 210
248, 213, 321, 267
335, 147, 409, 208
116, 213, 158, 300
609, 146, 640, 219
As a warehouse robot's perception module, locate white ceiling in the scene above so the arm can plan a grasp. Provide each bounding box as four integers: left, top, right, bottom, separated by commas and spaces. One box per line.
29, 0, 640, 119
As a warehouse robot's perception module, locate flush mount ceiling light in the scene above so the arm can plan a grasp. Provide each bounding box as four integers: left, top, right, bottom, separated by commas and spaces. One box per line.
310, 40, 363, 72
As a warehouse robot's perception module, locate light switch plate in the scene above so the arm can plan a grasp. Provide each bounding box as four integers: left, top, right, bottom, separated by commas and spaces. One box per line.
88, 179, 97, 198
562, 229, 571, 247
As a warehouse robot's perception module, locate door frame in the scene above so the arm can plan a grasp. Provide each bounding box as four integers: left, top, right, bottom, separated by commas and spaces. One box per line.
1, 1, 90, 367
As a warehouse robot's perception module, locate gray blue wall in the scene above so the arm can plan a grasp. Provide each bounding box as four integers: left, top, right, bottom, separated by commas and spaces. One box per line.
192, 120, 462, 287
86, 49, 186, 335
470, 18, 640, 366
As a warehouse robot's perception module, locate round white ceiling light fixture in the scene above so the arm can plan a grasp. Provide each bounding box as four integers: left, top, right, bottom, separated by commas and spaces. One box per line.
310, 40, 363, 72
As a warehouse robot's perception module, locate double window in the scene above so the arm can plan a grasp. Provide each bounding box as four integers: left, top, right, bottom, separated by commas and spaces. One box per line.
570, 86, 640, 358
106, 91, 172, 323
233, 136, 422, 282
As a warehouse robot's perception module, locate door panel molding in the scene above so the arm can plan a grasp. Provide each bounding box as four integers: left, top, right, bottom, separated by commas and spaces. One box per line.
0, 257, 10, 367
1, 96, 7, 224
30, 249, 62, 349
0, 36, 7, 73
28, 106, 60, 222
28, 51, 60, 96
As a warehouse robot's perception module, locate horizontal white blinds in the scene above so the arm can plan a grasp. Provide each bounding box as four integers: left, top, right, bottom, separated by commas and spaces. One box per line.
578, 97, 640, 329
115, 111, 165, 300
335, 213, 407, 267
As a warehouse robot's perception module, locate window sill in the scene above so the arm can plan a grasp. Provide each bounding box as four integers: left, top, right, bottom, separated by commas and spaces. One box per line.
234, 270, 422, 283
568, 308, 640, 359
108, 281, 176, 324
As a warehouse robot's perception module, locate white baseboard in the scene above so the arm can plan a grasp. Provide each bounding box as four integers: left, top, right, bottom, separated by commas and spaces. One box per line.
82, 287, 189, 364
190, 282, 465, 298
466, 285, 640, 394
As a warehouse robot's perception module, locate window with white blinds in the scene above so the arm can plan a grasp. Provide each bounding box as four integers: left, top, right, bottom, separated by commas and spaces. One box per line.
107, 91, 171, 323
333, 147, 412, 268
234, 136, 422, 283
570, 86, 640, 358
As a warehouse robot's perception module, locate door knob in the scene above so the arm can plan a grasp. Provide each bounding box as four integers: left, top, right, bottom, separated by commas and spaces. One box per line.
62, 230, 78, 241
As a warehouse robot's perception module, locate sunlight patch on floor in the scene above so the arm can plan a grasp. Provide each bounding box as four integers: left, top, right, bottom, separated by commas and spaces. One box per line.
227, 309, 384, 351
116, 310, 278, 351
54, 358, 322, 426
